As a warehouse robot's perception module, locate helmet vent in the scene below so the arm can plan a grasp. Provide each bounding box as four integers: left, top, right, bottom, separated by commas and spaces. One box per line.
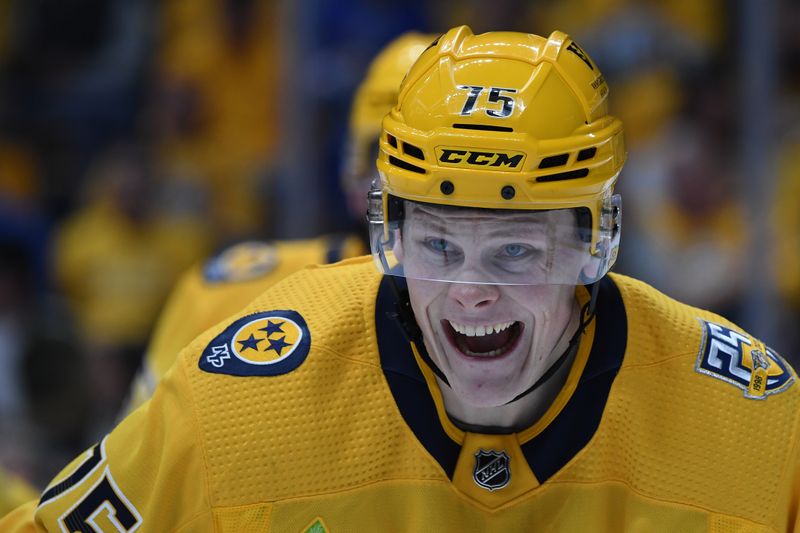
536, 168, 589, 182
389, 155, 426, 174
402, 142, 425, 160
452, 123, 514, 132
387, 134, 398, 149
538, 154, 569, 169
576, 147, 597, 161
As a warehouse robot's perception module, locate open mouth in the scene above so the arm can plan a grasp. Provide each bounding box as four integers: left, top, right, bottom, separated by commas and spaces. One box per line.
443, 319, 524, 358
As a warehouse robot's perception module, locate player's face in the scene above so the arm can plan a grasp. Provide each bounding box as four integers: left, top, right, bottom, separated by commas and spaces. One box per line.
403, 205, 578, 407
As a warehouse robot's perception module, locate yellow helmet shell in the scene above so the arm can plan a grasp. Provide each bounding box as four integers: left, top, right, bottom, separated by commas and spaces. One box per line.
343, 32, 438, 189
377, 26, 626, 253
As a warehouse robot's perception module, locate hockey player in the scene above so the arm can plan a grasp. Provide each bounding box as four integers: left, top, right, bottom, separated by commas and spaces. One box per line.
3, 26, 799, 531
120, 33, 435, 413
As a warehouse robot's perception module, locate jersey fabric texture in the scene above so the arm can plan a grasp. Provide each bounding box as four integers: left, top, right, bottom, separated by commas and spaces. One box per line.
122, 234, 365, 414
4, 257, 799, 532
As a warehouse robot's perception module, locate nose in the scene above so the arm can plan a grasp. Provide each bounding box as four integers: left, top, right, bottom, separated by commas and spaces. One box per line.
447, 282, 500, 310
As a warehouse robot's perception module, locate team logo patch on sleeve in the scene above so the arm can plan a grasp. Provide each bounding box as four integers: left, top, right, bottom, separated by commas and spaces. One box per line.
203, 241, 278, 283
200, 310, 311, 376
695, 319, 794, 399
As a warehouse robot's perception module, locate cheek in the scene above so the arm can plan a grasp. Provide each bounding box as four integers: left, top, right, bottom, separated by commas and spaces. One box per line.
394, 232, 404, 263
407, 278, 446, 327
511, 285, 573, 321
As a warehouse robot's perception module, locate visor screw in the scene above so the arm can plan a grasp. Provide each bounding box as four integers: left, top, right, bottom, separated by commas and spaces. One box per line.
440, 180, 454, 195
501, 185, 516, 199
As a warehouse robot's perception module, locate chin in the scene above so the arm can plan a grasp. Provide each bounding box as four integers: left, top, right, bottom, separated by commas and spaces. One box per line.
455, 387, 515, 408
445, 368, 523, 408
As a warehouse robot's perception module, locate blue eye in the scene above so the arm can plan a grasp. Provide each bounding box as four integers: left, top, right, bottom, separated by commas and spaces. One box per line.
427, 238, 450, 252
502, 244, 527, 257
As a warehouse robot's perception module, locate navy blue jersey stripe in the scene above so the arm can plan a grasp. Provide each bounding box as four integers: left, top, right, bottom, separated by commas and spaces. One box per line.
376, 276, 460, 478
40, 442, 103, 505
521, 276, 627, 482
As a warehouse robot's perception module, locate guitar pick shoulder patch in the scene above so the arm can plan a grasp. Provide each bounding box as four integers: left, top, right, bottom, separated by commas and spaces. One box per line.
200, 310, 311, 376
695, 319, 794, 399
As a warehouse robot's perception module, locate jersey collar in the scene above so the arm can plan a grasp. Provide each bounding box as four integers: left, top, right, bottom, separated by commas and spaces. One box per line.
376, 275, 627, 483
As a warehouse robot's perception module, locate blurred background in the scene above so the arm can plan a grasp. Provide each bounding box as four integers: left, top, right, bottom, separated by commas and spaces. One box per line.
0, 0, 798, 495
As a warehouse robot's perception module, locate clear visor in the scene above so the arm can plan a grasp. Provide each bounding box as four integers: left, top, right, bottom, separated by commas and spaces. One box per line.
370, 198, 620, 286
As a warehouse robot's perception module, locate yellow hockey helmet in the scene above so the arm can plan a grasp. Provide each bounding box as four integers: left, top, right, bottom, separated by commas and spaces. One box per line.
342, 32, 438, 196
369, 25, 626, 286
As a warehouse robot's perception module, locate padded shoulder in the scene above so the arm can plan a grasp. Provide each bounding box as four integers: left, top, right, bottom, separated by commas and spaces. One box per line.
173, 258, 445, 507
610, 272, 797, 400
244, 256, 382, 361
611, 273, 745, 364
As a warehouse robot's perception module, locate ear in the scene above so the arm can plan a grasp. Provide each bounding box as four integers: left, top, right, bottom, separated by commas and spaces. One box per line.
579, 195, 621, 283
578, 239, 620, 283
393, 227, 404, 263
578, 254, 603, 284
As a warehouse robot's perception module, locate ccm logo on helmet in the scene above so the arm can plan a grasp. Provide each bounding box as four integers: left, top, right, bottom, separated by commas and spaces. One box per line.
436, 148, 525, 171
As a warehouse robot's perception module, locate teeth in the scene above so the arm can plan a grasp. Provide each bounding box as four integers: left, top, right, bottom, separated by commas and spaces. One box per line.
449, 320, 513, 337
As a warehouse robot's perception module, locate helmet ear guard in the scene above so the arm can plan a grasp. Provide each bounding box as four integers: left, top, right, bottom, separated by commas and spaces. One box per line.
367, 185, 399, 275
577, 194, 621, 283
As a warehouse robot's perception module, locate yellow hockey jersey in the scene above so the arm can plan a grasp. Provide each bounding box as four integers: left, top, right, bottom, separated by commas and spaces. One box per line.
122, 235, 366, 413
4, 257, 799, 532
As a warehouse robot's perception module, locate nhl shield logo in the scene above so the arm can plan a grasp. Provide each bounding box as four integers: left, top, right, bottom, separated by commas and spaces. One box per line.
473, 450, 510, 491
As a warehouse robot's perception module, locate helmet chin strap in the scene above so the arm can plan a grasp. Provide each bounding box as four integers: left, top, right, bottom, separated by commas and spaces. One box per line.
386, 276, 601, 403
504, 281, 598, 405
386, 275, 451, 386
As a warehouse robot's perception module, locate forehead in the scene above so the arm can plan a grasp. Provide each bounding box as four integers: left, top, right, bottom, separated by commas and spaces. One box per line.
404, 203, 575, 234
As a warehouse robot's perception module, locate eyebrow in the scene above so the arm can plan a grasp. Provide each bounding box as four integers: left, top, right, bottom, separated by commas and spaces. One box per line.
409, 210, 549, 240
407, 209, 447, 231
484, 225, 547, 239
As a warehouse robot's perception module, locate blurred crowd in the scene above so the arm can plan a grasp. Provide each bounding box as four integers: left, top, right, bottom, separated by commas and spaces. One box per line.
0, 0, 798, 505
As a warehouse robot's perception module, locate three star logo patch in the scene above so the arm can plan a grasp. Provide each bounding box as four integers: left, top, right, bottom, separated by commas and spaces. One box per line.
200, 310, 311, 376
